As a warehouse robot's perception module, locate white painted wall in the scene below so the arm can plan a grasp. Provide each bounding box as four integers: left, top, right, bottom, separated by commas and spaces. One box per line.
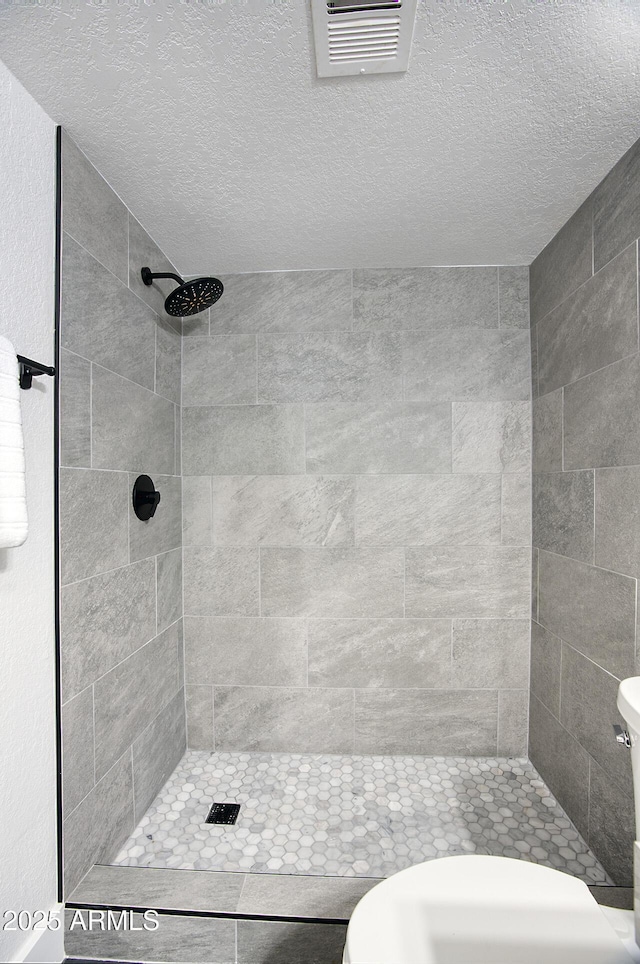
0, 59, 63, 963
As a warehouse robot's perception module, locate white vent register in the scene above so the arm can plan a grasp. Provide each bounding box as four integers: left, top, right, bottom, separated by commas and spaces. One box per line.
311, 0, 418, 77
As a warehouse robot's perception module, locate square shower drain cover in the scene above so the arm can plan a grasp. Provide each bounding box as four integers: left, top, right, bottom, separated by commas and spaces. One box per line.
205, 802, 240, 825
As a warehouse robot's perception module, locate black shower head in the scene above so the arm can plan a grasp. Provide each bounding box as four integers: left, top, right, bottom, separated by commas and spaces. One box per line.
141, 267, 224, 317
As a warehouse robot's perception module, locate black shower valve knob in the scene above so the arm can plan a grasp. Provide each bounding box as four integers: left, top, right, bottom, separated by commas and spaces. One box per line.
132, 475, 161, 521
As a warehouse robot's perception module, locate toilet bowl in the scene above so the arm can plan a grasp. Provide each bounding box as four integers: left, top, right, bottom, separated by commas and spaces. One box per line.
343, 675, 640, 964
343, 854, 636, 963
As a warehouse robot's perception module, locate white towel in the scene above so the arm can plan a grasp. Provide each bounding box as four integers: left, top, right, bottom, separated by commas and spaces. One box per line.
0, 335, 28, 548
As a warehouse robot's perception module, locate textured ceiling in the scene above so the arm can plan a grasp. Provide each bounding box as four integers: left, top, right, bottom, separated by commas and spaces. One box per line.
1, 0, 639, 273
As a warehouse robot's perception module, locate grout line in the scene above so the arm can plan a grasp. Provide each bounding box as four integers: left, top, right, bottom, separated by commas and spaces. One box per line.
89, 361, 93, 468
591, 469, 596, 567
63, 742, 139, 823
533, 237, 636, 328
130, 744, 136, 825
635, 577, 639, 677
536, 544, 637, 582
402, 547, 407, 618
155, 555, 159, 638
211, 685, 216, 752
254, 333, 259, 405
257, 547, 262, 618
540, 344, 640, 399
91, 684, 97, 787
350, 268, 354, 333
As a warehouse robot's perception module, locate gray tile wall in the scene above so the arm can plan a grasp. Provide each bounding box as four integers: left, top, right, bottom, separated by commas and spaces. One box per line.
59, 132, 186, 895
182, 264, 532, 756
65, 908, 347, 964
529, 135, 640, 885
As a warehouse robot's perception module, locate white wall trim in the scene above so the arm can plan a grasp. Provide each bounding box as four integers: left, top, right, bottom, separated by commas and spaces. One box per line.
9, 905, 64, 964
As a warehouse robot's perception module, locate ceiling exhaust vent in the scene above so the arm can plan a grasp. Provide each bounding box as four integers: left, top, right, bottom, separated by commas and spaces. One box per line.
311, 0, 417, 78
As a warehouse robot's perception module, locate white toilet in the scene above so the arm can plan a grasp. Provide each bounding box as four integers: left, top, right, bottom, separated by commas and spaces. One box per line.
343, 676, 640, 964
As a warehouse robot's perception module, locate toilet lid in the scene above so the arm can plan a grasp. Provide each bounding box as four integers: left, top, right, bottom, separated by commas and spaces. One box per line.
344, 855, 634, 964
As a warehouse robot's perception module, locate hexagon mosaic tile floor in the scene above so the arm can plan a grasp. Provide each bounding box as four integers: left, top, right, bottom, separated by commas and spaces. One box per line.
112, 751, 611, 884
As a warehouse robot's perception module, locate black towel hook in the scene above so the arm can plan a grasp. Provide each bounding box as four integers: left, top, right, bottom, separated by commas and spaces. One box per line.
17, 355, 56, 390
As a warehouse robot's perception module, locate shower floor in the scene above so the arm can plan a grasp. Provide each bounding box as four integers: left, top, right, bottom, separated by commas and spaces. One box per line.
112, 750, 610, 884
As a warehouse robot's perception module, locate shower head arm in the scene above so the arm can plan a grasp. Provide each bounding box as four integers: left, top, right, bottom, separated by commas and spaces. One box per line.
141, 267, 184, 288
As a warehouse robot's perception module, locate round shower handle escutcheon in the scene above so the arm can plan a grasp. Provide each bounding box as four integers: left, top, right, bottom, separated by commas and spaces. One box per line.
132, 474, 161, 521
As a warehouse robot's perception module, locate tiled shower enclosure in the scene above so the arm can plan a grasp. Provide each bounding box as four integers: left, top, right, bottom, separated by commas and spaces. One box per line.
57, 126, 619, 943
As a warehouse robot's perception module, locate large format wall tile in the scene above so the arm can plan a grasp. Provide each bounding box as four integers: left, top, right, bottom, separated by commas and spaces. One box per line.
355, 474, 501, 546
212, 269, 352, 333
215, 686, 355, 753
528, 694, 590, 837
129, 474, 182, 561
588, 759, 635, 885
498, 690, 528, 756
501, 473, 531, 546
61, 132, 128, 283
404, 330, 530, 402
59, 348, 90, 468
260, 547, 404, 617
92, 364, 175, 473
183, 476, 213, 545
257, 332, 403, 403
451, 619, 529, 688
530, 326, 539, 398
132, 688, 186, 822
593, 138, 640, 272
405, 546, 529, 618
237, 874, 375, 920
93, 623, 181, 779
353, 266, 499, 331
307, 618, 452, 689
155, 317, 181, 404
537, 550, 635, 679
564, 353, 640, 469
183, 547, 259, 617
71, 865, 246, 913
529, 197, 593, 324
530, 621, 561, 717
452, 402, 530, 473
354, 689, 498, 754
306, 400, 452, 474
211, 475, 355, 546
532, 471, 594, 562
59, 467, 129, 584
186, 684, 214, 750
61, 557, 156, 700
65, 910, 236, 964
182, 404, 305, 475
595, 466, 640, 577
61, 686, 94, 814
62, 234, 157, 389
183, 335, 257, 406
63, 750, 134, 894
237, 919, 347, 964
532, 391, 563, 474
498, 266, 529, 328
537, 243, 638, 395
157, 549, 183, 633
560, 643, 632, 798
184, 616, 307, 687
